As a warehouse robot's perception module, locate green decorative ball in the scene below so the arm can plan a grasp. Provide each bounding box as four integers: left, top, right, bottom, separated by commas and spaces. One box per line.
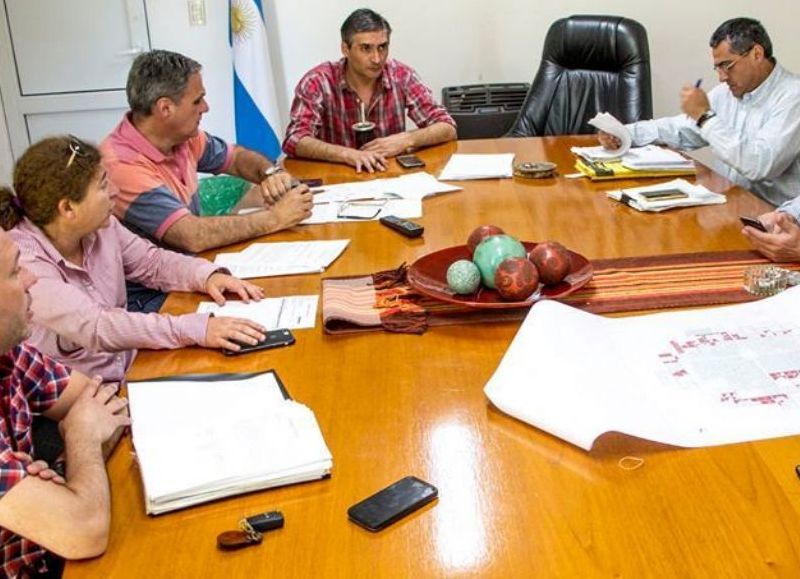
472, 235, 527, 288
447, 259, 481, 294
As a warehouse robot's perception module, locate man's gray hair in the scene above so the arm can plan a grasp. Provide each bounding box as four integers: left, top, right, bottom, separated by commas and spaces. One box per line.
710, 18, 774, 61
126, 50, 202, 115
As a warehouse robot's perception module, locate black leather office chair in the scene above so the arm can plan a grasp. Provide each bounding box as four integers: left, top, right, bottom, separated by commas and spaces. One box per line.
508, 15, 652, 137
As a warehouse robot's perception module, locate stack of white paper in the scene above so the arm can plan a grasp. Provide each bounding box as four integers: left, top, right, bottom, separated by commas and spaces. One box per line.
214, 239, 349, 279
128, 371, 333, 514
607, 178, 726, 212
485, 287, 800, 451
438, 154, 515, 180
621, 145, 694, 171
197, 295, 318, 330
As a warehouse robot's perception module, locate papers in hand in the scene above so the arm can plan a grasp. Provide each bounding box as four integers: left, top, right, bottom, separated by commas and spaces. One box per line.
214, 240, 348, 279
607, 178, 726, 212
438, 154, 515, 180
302, 172, 460, 224
128, 371, 333, 514
570, 112, 632, 161
485, 286, 800, 450
197, 295, 318, 330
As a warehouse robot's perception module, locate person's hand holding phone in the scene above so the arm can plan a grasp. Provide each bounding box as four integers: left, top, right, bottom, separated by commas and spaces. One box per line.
742, 210, 800, 262
739, 215, 768, 232
204, 316, 266, 352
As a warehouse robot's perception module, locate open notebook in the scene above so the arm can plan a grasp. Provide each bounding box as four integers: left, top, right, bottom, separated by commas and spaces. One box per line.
127, 371, 333, 515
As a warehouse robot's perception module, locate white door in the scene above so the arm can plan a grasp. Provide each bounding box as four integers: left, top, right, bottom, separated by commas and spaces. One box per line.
0, 0, 150, 159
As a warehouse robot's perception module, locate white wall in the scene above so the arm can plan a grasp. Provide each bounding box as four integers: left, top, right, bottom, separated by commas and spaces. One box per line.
273, 0, 800, 123
145, 0, 235, 141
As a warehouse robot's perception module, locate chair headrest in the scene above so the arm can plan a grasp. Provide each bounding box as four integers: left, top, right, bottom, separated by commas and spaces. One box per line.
543, 15, 650, 72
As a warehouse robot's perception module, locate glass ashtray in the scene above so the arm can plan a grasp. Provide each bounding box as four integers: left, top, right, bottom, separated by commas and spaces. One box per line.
743, 265, 792, 296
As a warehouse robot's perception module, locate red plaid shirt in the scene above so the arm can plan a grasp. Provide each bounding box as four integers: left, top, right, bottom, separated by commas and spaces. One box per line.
283, 58, 455, 156
0, 343, 70, 578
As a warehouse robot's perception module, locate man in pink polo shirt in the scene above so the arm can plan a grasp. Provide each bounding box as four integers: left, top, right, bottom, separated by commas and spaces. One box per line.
104, 50, 313, 252
102, 50, 313, 311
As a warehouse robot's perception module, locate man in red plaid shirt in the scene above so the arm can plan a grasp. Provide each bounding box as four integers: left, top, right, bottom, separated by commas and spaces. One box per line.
0, 228, 130, 577
283, 8, 457, 173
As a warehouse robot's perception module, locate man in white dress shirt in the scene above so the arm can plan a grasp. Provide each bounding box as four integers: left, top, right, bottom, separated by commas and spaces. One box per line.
599, 17, 800, 210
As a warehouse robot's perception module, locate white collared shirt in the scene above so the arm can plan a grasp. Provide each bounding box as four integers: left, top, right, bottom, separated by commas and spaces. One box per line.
627, 63, 800, 208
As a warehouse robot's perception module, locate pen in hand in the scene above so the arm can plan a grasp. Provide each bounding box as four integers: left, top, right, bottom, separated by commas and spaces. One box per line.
694, 79, 703, 88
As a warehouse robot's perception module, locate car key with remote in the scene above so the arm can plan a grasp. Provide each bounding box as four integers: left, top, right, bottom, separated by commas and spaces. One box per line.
379, 215, 424, 238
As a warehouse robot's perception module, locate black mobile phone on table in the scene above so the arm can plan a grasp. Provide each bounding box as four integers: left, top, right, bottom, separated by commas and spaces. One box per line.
348, 476, 438, 532
638, 188, 688, 201
299, 178, 323, 188
396, 154, 426, 169
223, 328, 295, 356
379, 215, 424, 238
740, 216, 768, 233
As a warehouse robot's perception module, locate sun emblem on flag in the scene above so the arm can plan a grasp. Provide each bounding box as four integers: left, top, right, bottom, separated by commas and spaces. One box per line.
231, 0, 258, 44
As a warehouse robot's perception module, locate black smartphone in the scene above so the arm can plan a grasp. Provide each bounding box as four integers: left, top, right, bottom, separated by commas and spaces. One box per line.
639, 188, 688, 201
223, 328, 295, 356
740, 216, 768, 232
299, 178, 323, 187
348, 476, 438, 532
397, 154, 425, 169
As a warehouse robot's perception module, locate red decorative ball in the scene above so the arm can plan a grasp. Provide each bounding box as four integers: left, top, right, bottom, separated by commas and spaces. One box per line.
529, 241, 571, 285
467, 225, 505, 256
494, 257, 540, 301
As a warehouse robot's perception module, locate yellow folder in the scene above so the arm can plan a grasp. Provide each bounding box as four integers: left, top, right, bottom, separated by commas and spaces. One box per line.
575, 159, 696, 181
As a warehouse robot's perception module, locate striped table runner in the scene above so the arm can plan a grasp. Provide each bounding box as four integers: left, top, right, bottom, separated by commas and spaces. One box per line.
322, 251, 800, 334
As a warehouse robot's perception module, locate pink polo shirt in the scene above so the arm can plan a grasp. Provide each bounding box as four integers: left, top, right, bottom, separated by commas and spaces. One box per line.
101, 113, 234, 241
10, 217, 217, 382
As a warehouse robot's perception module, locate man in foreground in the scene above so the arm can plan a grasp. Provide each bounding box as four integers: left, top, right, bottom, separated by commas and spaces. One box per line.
0, 229, 129, 576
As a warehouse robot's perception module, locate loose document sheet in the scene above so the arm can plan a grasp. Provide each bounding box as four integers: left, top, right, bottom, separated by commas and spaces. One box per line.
128, 371, 333, 514
214, 239, 349, 279
607, 178, 726, 212
438, 154, 515, 180
302, 172, 460, 224
197, 295, 318, 330
570, 111, 633, 161
485, 287, 800, 450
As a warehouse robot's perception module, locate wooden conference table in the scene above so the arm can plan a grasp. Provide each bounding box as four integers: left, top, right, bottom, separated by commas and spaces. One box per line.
66, 137, 800, 578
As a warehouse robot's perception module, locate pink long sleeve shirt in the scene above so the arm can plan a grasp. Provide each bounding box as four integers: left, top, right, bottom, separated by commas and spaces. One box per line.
10, 217, 218, 381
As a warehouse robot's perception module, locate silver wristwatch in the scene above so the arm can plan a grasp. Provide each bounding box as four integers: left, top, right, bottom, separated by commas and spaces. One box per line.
262, 165, 284, 178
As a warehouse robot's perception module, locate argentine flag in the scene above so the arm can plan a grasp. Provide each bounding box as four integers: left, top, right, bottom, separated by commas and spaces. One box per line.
230, 0, 282, 161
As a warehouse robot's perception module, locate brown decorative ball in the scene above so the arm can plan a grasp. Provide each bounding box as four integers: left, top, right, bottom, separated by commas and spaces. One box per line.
529, 241, 571, 285
467, 225, 505, 256
494, 257, 540, 301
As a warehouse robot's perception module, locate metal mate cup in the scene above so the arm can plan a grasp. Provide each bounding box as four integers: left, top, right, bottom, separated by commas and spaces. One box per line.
352, 121, 376, 149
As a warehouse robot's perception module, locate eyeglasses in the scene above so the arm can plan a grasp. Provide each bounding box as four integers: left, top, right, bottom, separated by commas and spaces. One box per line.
65, 135, 88, 169
713, 48, 752, 73
336, 198, 388, 220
